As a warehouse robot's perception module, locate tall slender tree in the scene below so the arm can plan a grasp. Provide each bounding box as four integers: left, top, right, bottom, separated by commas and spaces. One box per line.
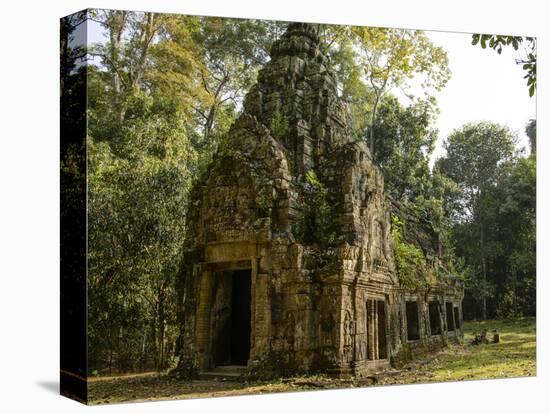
351, 27, 450, 154
437, 122, 518, 319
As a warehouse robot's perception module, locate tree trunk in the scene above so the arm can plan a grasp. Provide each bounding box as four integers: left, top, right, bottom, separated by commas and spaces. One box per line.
140, 327, 147, 371
107, 11, 127, 123
203, 75, 229, 141
60, 19, 69, 97
369, 92, 382, 157
151, 319, 158, 370
480, 219, 487, 320
109, 346, 114, 375
157, 285, 166, 371
131, 13, 156, 88
204, 104, 217, 141
369, 102, 377, 156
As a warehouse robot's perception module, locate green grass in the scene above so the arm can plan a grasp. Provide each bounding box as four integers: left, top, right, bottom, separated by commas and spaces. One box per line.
378, 317, 536, 385
87, 317, 536, 404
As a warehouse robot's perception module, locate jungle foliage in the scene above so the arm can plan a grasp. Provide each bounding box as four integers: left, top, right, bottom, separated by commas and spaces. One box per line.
391, 215, 429, 289
293, 170, 336, 246
437, 122, 536, 320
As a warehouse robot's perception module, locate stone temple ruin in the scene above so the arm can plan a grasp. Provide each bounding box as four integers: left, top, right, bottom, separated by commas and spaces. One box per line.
176, 23, 464, 379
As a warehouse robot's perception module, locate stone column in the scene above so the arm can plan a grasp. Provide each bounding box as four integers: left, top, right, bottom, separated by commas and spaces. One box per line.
195, 269, 213, 369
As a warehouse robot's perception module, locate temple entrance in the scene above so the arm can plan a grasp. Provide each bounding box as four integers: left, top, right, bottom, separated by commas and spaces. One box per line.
366, 299, 388, 360
230, 269, 251, 365
212, 269, 251, 366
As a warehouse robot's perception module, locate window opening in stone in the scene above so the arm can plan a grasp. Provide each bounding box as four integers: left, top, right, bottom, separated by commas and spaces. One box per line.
406, 301, 420, 341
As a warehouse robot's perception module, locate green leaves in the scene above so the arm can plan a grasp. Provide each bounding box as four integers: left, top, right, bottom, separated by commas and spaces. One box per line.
373, 95, 437, 201
471, 33, 536, 97
270, 106, 288, 140
529, 83, 535, 97
438, 122, 518, 204
345, 26, 450, 152
392, 215, 430, 289
480, 35, 488, 49
294, 170, 336, 246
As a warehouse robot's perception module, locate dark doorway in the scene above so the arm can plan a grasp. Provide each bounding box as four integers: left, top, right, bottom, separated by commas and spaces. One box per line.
230, 269, 251, 365
377, 300, 387, 359
366, 299, 388, 360
429, 301, 441, 335
367, 300, 374, 360
446, 302, 455, 331
213, 269, 251, 366
406, 301, 420, 341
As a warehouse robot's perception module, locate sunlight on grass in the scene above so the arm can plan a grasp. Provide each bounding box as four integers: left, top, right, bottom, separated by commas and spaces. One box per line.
379, 317, 536, 385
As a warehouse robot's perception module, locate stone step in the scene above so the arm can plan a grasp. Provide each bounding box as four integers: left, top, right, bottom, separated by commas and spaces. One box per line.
198, 365, 247, 381
212, 365, 247, 373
